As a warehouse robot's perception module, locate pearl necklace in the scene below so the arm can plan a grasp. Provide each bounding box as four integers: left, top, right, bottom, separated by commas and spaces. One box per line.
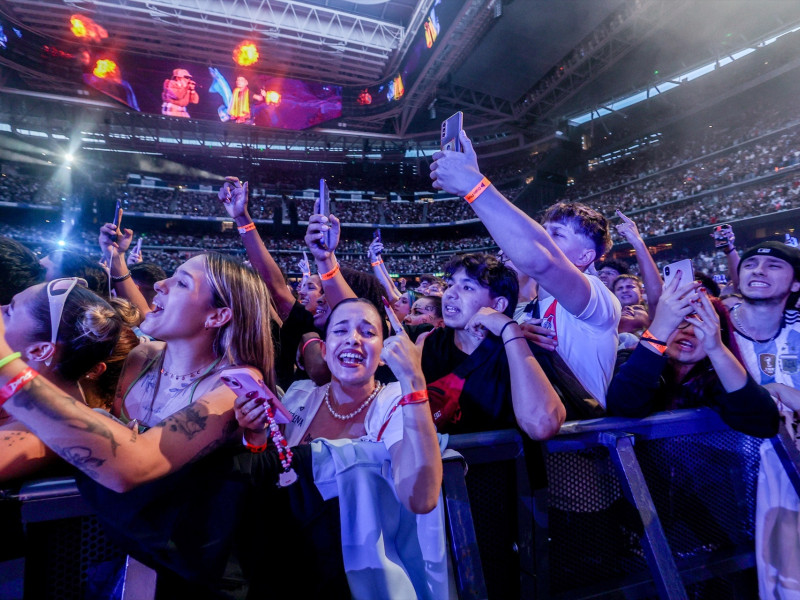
324, 382, 383, 421
732, 304, 779, 344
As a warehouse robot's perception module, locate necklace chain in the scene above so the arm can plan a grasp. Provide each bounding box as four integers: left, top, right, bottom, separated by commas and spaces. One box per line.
732, 304, 779, 343
160, 361, 213, 381
324, 382, 383, 421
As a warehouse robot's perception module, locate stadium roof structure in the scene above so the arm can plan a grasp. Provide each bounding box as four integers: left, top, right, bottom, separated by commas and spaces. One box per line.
2, 0, 800, 154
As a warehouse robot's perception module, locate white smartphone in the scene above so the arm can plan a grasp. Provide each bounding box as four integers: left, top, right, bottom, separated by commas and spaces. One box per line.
662, 259, 694, 287
440, 111, 463, 152
221, 367, 291, 424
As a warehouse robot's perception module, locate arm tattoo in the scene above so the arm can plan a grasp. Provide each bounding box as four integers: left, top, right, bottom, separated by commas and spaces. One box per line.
156, 404, 208, 440
191, 417, 239, 462
9, 378, 120, 456
52, 445, 105, 480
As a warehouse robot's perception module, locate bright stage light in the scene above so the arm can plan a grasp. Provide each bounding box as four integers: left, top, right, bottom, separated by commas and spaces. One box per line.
69, 15, 107, 41
264, 90, 281, 105
93, 58, 118, 79
234, 41, 259, 66
64, 153, 74, 163
57, 240, 66, 247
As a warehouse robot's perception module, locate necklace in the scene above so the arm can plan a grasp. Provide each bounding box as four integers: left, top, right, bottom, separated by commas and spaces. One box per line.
732, 304, 779, 343
160, 360, 214, 381
324, 382, 383, 421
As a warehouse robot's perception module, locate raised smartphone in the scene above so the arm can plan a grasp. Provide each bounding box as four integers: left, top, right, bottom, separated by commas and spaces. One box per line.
110, 200, 122, 243
319, 178, 331, 249
662, 259, 694, 287
440, 111, 464, 152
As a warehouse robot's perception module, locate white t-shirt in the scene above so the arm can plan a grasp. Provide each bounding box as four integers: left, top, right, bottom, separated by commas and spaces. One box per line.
734, 310, 800, 387
538, 273, 621, 407
281, 379, 405, 449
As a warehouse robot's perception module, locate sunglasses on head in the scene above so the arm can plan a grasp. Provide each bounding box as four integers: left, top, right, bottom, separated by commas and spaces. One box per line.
46, 277, 88, 367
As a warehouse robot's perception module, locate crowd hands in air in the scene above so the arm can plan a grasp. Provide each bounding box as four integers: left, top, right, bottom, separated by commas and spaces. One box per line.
1, 122, 799, 597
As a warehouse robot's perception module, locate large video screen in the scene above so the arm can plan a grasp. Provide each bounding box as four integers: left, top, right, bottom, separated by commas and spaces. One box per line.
84, 57, 343, 130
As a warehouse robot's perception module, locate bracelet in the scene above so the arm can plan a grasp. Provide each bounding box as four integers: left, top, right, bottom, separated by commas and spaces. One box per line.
503, 336, 526, 345
371, 259, 384, 267
464, 176, 491, 204
399, 390, 429, 406
0, 367, 38, 406
242, 433, 268, 453
300, 337, 322, 360
238, 222, 257, 235
723, 246, 736, 255
320, 262, 340, 281
0, 352, 22, 371
110, 272, 132, 283
498, 320, 516, 339
640, 330, 668, 354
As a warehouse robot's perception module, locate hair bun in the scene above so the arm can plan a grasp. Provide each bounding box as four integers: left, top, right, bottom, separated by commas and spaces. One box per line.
80, 305, 122, 342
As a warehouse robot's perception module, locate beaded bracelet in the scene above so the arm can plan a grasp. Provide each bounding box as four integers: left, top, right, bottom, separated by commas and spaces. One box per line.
238, 222, 256, 235
320, 262, 340, 281
110, 272, 132, 283
464, 176, 491, 203
0, 352, 22, 371
0, 367, 38, 406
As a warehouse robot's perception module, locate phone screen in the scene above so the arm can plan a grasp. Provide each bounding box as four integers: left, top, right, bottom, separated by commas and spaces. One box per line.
111, 200, 122, 243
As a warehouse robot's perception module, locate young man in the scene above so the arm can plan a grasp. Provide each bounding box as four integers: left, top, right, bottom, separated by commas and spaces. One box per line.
419, 253, 565, 438
728, 241, 800, 600
430, 131, 620, 406
612, 274, 644, 308
596, 260, 628, 290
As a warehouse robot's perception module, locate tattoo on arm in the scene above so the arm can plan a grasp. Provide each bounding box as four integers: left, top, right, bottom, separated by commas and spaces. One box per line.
9, 378, 120, 456
191, 417, 239, 463
52, 445, 105, 479
155, 405, 209, 440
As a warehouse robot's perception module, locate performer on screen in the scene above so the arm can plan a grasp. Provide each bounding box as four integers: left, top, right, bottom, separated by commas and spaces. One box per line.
161, 68, 199, 118
228, 76, 251, 123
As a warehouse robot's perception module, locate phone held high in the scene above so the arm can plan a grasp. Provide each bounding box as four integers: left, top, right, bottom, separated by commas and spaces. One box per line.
319, 178, 331, 250
441, 111, 464, 152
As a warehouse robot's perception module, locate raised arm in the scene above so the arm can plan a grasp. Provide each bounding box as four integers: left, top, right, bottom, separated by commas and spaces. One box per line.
615, 210, 663, 315
430, 130, 592, 315
100, 222, 151, 318
465, 307, 565, 439
382, 306, 442, 514
219, 178, 296, 320
304, 200, 356, 308
0, 346, 245, 493
368, 238, 401, 303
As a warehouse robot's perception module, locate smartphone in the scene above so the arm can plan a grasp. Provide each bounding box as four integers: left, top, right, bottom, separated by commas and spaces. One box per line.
319, 178, 331, 250
221, 367, 291, 424
662, 259, 694, 287
440, 111, 463, 152
713, 224, 732, 248
373, 228, 382, 254
132, 238, 142, 255
111, 200, 122, 243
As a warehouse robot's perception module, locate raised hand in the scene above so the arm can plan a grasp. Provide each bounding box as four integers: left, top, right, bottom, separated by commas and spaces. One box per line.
99, 221, 133, 259
430, 130, 485, 198
368, 237, 384, 261
218, 176, 249, 220
305, 198, 341, 262
647, 270, 701, 340
687, 291, 722, 353
615, 209, 642, 244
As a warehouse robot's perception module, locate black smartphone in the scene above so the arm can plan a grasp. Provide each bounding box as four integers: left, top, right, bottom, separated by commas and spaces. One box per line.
713, 224, 732, 248
319, 178, 331, 250
374, 228, 382, 254
111, 200, 122, 243
441, 111, 464, 152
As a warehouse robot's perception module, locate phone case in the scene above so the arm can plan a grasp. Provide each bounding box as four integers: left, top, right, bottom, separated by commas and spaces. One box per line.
319, 178, 331, 250
441, 111, 463, 152
221, 367, 291, 424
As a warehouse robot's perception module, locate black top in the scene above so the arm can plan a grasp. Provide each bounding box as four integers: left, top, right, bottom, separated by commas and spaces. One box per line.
606, 343, 779, 438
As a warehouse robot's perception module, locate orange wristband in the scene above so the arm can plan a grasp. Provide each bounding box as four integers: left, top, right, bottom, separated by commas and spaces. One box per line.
320, 262, 340, 281
399, 390, 429, 405
464, 176, 491, 203
238, 222, 256, 235
371, 259, 384, 267
640, 330, 668, 354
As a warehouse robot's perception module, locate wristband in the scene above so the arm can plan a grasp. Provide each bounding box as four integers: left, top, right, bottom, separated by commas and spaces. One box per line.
320, 262, 340, 281
242, 433, 268, 453
503, 336, 526, 345
238, 222, 256, 235
110, 272, 132, 283
723, 246, 736, 255
0, 352, 22, 371
301, 338, 322, 360
371, 259, 384, 267
0, 367, 38, 406
464, 176, 491, 204
498, 320, 516, 339
640, 330, 668, 354
399, 390, 429, 405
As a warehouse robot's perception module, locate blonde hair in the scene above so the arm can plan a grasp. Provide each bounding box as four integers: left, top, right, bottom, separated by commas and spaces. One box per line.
202, 253, 276, 393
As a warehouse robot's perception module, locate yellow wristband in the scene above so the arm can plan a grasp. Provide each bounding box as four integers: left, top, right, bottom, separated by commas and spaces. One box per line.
464, 176, 491, 203
320, 262, 340, 281
0, 352, 22, 371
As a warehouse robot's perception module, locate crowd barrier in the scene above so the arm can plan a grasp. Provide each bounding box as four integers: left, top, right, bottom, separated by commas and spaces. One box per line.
1, 408, 798, 599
